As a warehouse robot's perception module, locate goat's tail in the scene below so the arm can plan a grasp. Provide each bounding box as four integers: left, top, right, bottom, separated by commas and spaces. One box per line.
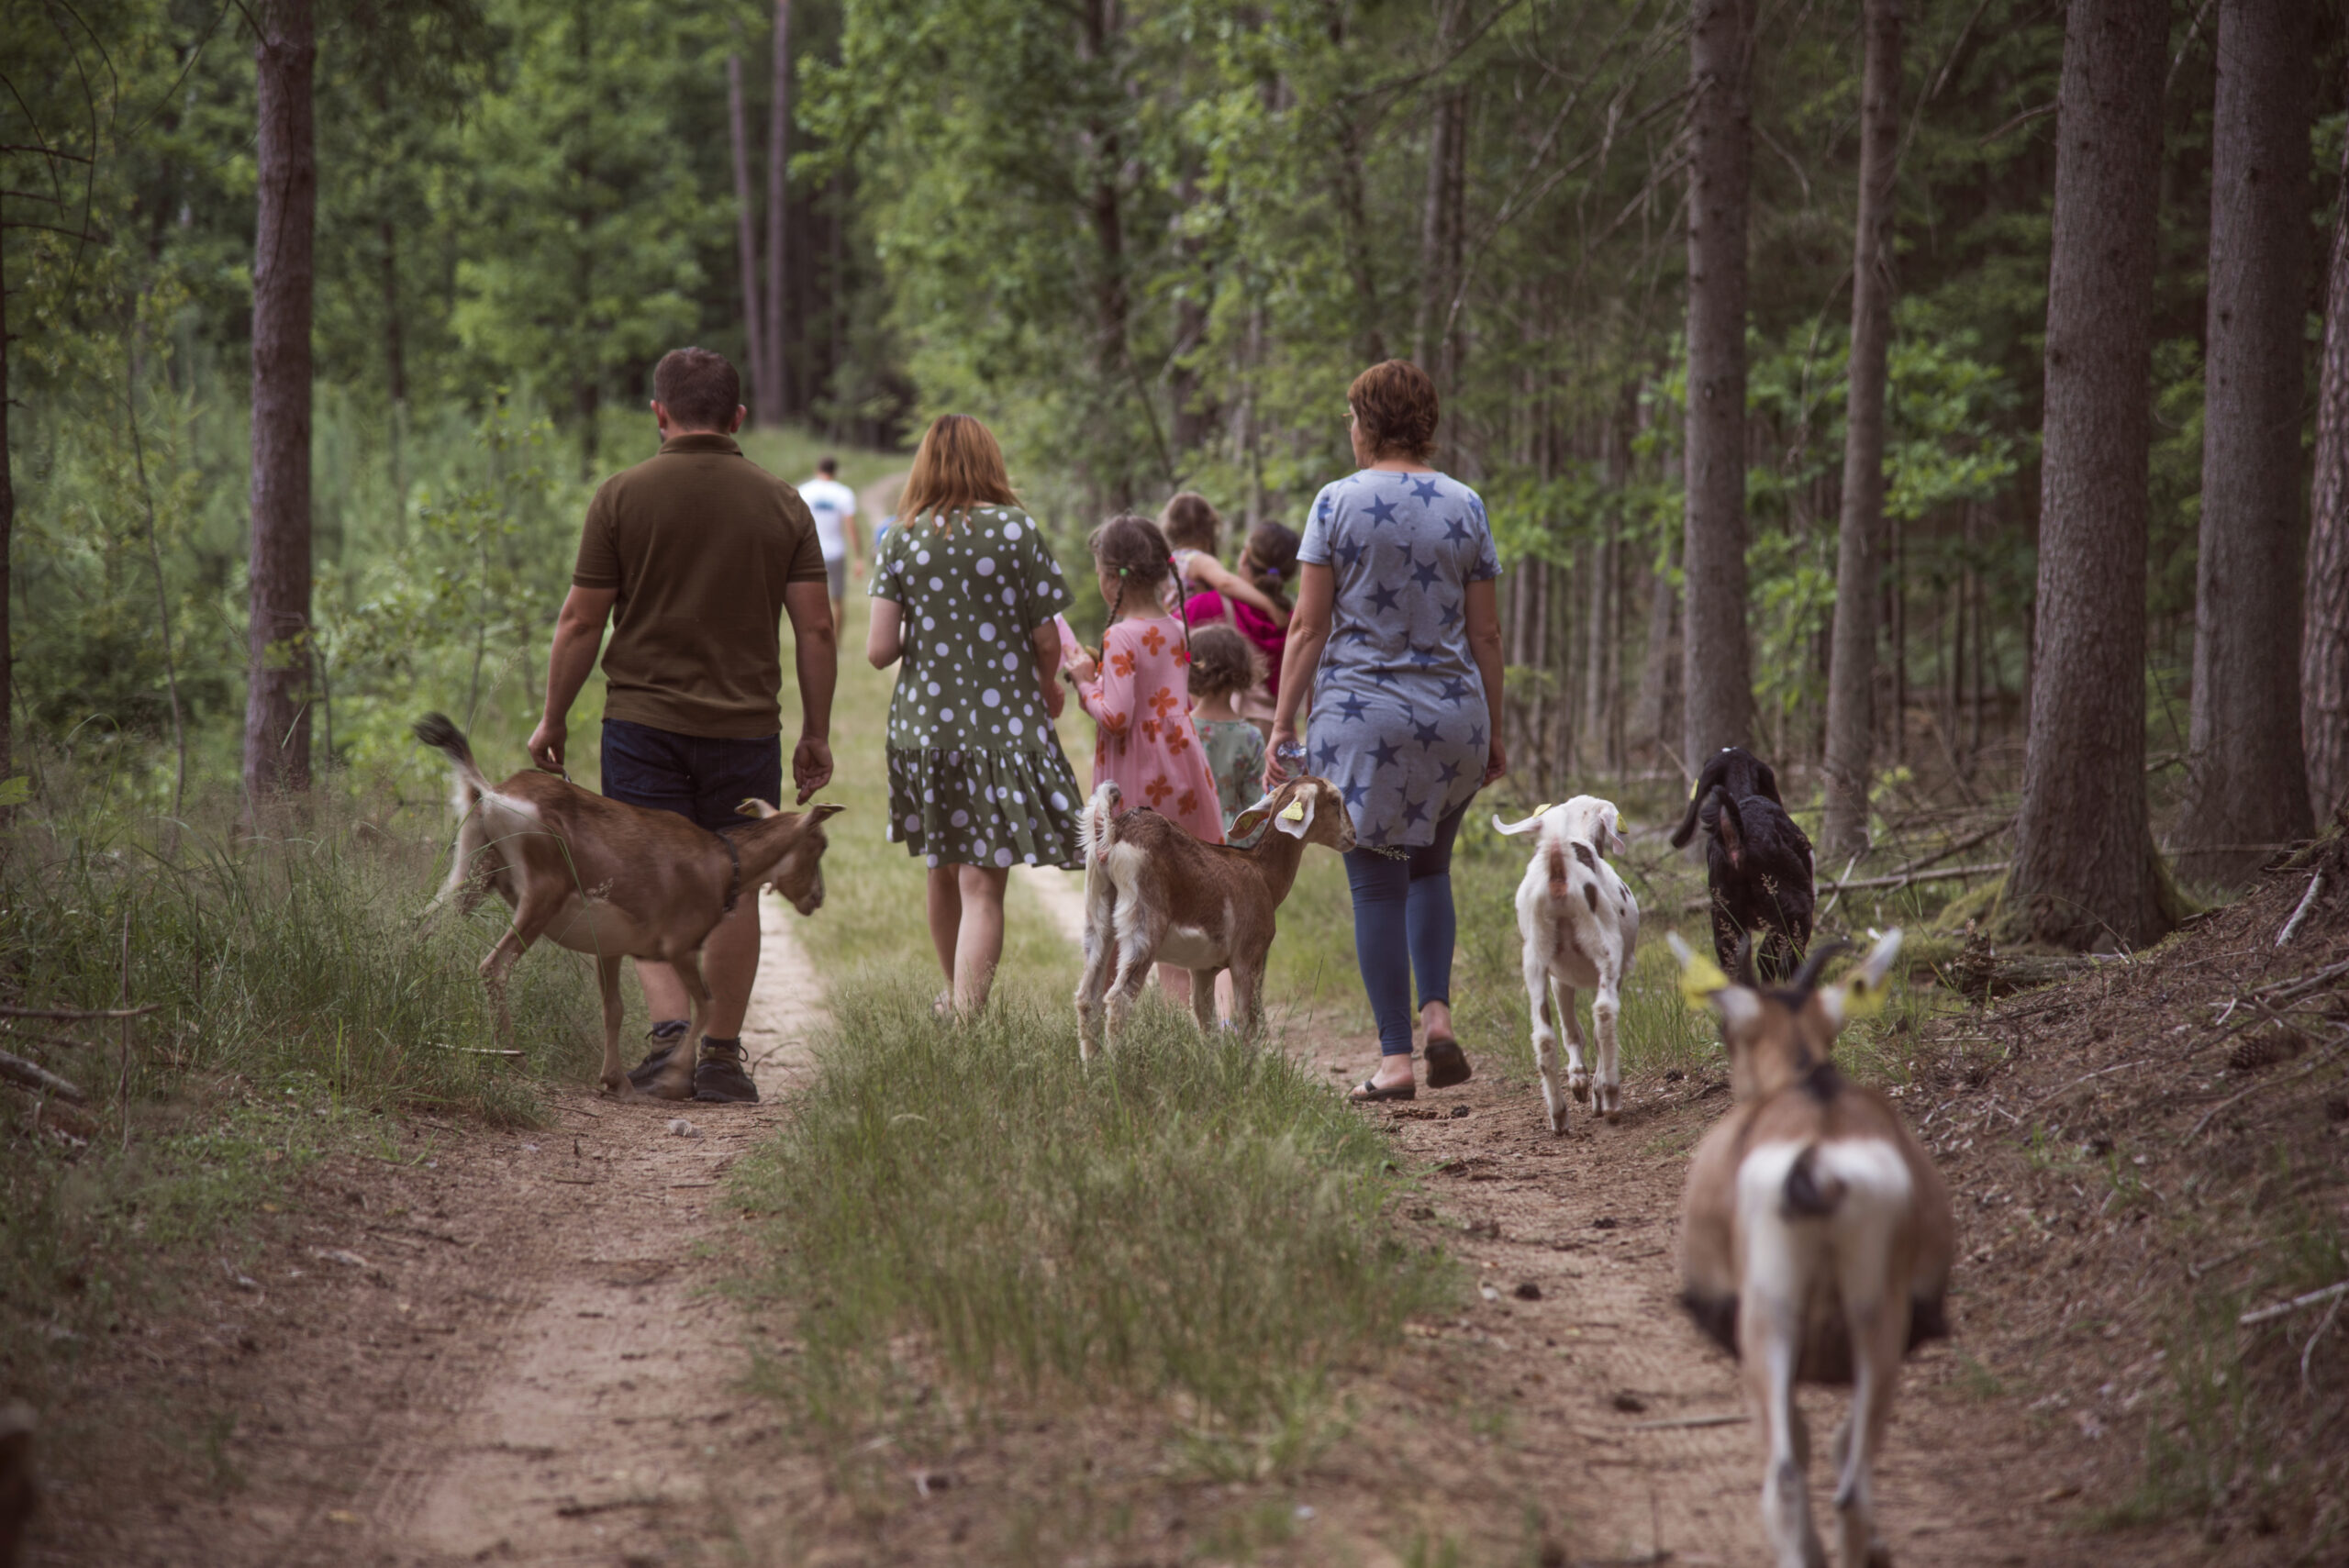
1076, 781, 1122, 864
413, 711, 494, 811
1781, 1142, 1847, 1218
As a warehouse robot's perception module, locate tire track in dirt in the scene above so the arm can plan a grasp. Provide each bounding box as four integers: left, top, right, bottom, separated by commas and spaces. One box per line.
360, 891, 828, 1566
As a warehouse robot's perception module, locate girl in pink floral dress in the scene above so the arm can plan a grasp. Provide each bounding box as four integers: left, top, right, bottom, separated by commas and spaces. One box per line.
1065, 516, 1224, 848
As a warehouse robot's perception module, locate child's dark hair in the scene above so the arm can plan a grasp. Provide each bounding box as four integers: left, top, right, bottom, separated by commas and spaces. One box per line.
1159, 492, 1222, 554
1086, 513, 1175, 624
1243, 520, 1301, 613
1186, 625, 1264, 703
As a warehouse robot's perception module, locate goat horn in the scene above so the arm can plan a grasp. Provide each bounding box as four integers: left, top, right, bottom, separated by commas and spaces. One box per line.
1787, 940, 1852, 995
1731, 933, 1763, 988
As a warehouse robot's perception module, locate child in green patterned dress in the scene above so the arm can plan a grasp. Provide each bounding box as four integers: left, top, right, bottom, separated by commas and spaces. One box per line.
1186, 625, 1268, 832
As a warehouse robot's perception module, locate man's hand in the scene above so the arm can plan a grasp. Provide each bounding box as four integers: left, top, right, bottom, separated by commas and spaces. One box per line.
529, 718, 567, 774
792, 734, 834, 805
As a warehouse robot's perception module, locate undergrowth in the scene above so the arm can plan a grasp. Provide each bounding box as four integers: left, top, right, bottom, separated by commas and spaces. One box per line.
732, 975, 1459, 1452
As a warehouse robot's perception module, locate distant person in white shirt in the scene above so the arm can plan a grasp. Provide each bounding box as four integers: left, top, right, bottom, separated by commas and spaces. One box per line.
799, 457, 863, 629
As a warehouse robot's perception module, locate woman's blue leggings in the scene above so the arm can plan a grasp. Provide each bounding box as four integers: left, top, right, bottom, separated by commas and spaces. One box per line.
1344, 804, 1467, 1057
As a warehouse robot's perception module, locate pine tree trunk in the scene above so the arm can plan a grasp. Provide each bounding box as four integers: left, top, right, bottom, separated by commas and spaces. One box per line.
2010, 0, 2173, 950
728, 51, 772, 424
1822, 0, 1899, 858
2304, 73, 2349, 821
1681, 0, 1754, 779
243, 0, 317, 806
763, 0, 792, 424
1414, 0, 1465, 381
0, 217, 13, 800
2175, 0, 2315, 884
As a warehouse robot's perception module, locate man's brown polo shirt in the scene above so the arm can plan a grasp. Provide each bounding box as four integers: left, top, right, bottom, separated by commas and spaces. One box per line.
572, 432, 828, 739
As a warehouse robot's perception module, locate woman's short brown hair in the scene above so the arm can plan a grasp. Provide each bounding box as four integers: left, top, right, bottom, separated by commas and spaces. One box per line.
1158, 492, 1222, 553
899, 414, 1019, 527
1347, 360, 1440, 463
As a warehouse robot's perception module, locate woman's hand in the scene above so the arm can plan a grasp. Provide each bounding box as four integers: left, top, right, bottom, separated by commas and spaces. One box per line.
1264, 723, 1302, 788
1483, 733, 1508, 786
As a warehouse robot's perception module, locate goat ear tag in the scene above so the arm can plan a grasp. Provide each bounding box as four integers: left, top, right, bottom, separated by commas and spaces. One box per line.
1279, 800, 1306, 822
1836, 973, 1889, 1019
1676, 951, 1733, 1009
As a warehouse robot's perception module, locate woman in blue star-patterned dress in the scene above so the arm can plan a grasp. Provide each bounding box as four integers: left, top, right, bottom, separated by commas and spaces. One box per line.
1265, 359, 1507, 1103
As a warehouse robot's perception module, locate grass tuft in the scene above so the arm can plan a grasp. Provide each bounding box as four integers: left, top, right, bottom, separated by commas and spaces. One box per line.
733, 974, 1460, 1440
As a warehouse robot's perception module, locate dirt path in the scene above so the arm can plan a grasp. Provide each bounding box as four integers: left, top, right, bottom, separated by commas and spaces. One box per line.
61, 893, 830, 1568
365, 893, 827, 1565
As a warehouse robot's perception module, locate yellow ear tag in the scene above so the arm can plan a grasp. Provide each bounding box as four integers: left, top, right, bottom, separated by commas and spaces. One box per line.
1840, 972, 1891, 1019
1531, 803, 1552, 817
1279, 800, 1306, 822
1677, 951, 1733, 1010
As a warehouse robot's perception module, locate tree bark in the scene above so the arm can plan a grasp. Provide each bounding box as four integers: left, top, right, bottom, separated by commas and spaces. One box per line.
729, 51, 772, 425
763, 0, 792, 424
2174, 0, 2315, 884
1413, 0, 1466, 395
2010, 0, 2173, 950
1822, 0, 1900, 859
243, 0, 317, 806
2305, 72, 2349, 820
0, 215, 12, 800
1681, 0, 1754, 777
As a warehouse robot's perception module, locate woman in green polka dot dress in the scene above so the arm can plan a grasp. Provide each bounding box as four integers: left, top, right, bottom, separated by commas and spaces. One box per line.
867, 415, 1086, 1013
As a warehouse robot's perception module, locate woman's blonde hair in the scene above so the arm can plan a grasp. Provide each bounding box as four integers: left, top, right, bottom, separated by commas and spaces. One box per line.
898, 414, 1019, 528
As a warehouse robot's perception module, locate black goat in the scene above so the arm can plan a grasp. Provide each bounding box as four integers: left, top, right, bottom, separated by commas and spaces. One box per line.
1669, 746, 1816, 980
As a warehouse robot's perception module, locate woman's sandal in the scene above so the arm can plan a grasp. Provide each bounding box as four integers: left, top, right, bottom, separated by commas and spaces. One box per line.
1349, 1077, 1418, 1103
1424, 1036, 1474, 1089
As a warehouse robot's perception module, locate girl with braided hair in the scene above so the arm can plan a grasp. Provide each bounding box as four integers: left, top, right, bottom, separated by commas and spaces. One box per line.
1064, 515, 1224, 850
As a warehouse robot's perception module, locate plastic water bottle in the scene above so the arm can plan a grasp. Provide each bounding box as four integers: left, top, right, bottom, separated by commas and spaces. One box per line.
1274, 740, 1308, 778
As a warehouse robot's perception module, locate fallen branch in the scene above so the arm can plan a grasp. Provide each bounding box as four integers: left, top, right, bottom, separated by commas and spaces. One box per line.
427, 1043, 524, 1060
0, 1003, 161, 1021
0, 1050, 85, 1103
1624, 1411, 1747, 1429
1680, 862, 2005, 911
2239, 1280, 2349, 1329
2277, 873, 2324, 948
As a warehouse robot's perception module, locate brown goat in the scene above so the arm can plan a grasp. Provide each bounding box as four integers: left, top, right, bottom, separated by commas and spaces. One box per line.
1673, 929, 1954, 1568
416, 714, 839, 1099
1073, 776, 1353, 1056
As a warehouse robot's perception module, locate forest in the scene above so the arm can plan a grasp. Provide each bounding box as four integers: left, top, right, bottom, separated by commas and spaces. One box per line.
6, 1, 2349, 1561
6, 0, 2349, 953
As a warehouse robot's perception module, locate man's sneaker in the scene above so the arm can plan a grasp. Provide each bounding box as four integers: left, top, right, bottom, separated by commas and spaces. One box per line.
693, 1038, 759, 1104
626, 1019, 693, 1089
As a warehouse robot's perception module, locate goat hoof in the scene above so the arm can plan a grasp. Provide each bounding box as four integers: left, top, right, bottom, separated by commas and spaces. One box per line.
1547, 1110, 1568, 1135
1568, 1076, 1590, 1104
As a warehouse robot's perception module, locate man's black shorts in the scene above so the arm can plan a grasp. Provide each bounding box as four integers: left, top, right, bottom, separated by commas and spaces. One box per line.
601, 718, 784, 832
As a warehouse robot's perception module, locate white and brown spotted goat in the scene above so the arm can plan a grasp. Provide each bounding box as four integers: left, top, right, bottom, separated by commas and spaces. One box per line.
1495, 796, 1638, 1132
1074, 776, 1353, 1057
1673, 929, 1953, 1568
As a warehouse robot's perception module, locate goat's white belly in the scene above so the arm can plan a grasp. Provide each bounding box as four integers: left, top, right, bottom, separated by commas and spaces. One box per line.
539, 896, 662, 960
1155, 925, 1228, 970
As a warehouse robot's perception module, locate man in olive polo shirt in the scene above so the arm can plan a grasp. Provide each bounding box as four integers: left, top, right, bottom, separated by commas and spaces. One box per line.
527, 347, 836, 1104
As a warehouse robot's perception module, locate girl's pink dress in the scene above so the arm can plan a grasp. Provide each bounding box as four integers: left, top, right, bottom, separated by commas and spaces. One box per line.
1074, 613, 1225, 844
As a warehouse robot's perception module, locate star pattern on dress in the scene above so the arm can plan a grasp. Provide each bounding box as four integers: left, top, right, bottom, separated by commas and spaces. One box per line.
1445, 515, 1473, 542
1314, 740, 1341, 773
1341, 775, 1371, 807
1364, 493, 1400, 526
1369, 738, 1401, 770
1403, 794, 1431, 826
1413, 717, 1443, 747
1439, 676, 1475, 703
1367, 579, 1403, 614
1334, 536, 1368, 572
1408, 643, 1442, 667
1410, 476, 1443, 501
1437, 595, 1464, 628
1410, 554, 1444, 590
1337, 692, 1373, 722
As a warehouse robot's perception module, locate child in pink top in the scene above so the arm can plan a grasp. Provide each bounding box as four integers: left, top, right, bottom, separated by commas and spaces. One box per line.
1065, 516, 1224, 848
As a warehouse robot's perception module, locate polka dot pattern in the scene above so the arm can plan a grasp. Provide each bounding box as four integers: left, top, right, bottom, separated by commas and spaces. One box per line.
870, 505, 1085, 870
